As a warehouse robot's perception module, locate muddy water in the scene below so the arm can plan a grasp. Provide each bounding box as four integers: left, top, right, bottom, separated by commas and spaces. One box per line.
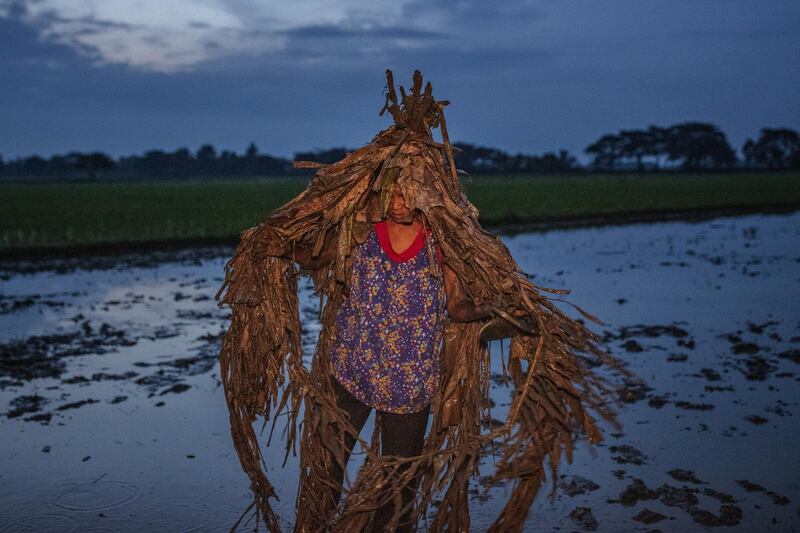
1, 211, 798, 532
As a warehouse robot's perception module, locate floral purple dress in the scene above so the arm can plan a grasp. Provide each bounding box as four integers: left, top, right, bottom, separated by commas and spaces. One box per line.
330, 220, 446, 414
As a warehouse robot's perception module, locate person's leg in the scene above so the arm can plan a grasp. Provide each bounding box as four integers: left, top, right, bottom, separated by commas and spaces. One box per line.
372, 403, 431, 533
326, 376, 372, 511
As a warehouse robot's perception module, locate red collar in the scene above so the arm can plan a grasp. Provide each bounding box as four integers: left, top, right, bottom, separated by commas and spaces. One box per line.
374, 220, 426, 262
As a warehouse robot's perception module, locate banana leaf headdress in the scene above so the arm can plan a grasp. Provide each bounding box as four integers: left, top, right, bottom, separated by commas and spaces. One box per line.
216, 69, 634, 532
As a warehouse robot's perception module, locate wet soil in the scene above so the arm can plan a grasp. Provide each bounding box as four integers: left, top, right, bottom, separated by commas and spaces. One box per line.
2, 210, 799, 531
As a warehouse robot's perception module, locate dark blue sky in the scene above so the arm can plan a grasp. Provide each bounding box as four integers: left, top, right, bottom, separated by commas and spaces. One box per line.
2, 0, 798, 162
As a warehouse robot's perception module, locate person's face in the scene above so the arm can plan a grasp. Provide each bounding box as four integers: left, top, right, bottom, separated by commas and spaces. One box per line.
388, 182, 416, 225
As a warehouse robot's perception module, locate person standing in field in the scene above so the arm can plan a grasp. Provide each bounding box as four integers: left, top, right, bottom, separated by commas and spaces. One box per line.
216, 69, 631, 533
268, 179, 492, 531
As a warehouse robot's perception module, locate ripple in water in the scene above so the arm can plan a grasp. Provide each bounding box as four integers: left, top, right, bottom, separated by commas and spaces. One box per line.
0, 513, 80, 533
52, 480, 140, 512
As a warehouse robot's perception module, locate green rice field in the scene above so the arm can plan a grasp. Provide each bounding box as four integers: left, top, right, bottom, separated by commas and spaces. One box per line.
2, 172, 798, 251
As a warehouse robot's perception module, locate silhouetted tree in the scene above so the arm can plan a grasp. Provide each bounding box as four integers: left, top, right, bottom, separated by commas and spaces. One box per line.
536, 150, 578, 172
138, 150, 168, 178
742, 128, 800, 169
13, 121, 788, 180
246, 142, 259, 158
196, 144, 217, 175
171, 147, 193, 177
645, 126, 669, 170
618, 129, 654, 172
294, 147, 351, 165
449, 143, 577, 174
218, 149, 238, 176
263, 155, 292, 175
664, 122, 736, 170
21, 155, 49, 177
452, 143, 508, 172
586, 122, 737, 172
585, 134, 624, 170
69, 151, 114, 180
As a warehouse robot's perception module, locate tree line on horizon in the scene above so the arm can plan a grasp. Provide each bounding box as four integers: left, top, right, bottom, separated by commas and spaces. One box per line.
1, 122, 798, 180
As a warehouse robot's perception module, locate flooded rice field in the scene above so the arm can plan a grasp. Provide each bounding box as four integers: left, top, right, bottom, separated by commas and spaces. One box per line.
1, 210, 798, 532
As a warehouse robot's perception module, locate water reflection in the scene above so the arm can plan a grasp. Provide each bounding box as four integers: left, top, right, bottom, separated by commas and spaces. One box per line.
1, 211, 798, 531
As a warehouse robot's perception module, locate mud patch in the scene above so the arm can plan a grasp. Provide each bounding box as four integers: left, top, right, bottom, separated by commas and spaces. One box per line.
666, 353, 688, 362
128, 332, 223, 395
673, 401, 715, 411
697, 368, 721, 381
611, 478, 659, 506
703, 487, 737, 503
610, 478, 743, 527
0, 293, 76, 314
735, 480, 790, 506
6, 394, 48, 418
617, 379, 652, 404
63, 371, 139, 385
602, 322, 696, 366
0, 244, 232, 275
0, 322, 137, 386
745, 414, 768, 425
609, 445, 647, 465
158, 383, 191, 395
57, 398, 100, 411
777, 348, 800, 364
631, 508, 669, 524
718, 324, 791, 381
647, 394, 670, 409
606, 323, 691, 342
558, 475, 600, 497
569, 506, 598, 530
667, 469, 704, 484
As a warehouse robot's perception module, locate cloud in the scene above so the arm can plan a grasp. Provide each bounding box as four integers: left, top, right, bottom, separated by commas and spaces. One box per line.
0, 0, 446, 72
1, 0, 272, 72
0, 0, 547, 73
0, 0, 797, 161
283, 23, 447, 41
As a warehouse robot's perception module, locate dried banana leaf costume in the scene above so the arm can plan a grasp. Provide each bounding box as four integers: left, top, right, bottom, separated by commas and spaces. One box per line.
216, 70, 633, 532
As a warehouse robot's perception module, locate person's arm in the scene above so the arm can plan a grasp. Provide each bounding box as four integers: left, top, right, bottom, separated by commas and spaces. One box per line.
263, 232, 336, 270
443, 263, 493, 322
288, 236, 337, 270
